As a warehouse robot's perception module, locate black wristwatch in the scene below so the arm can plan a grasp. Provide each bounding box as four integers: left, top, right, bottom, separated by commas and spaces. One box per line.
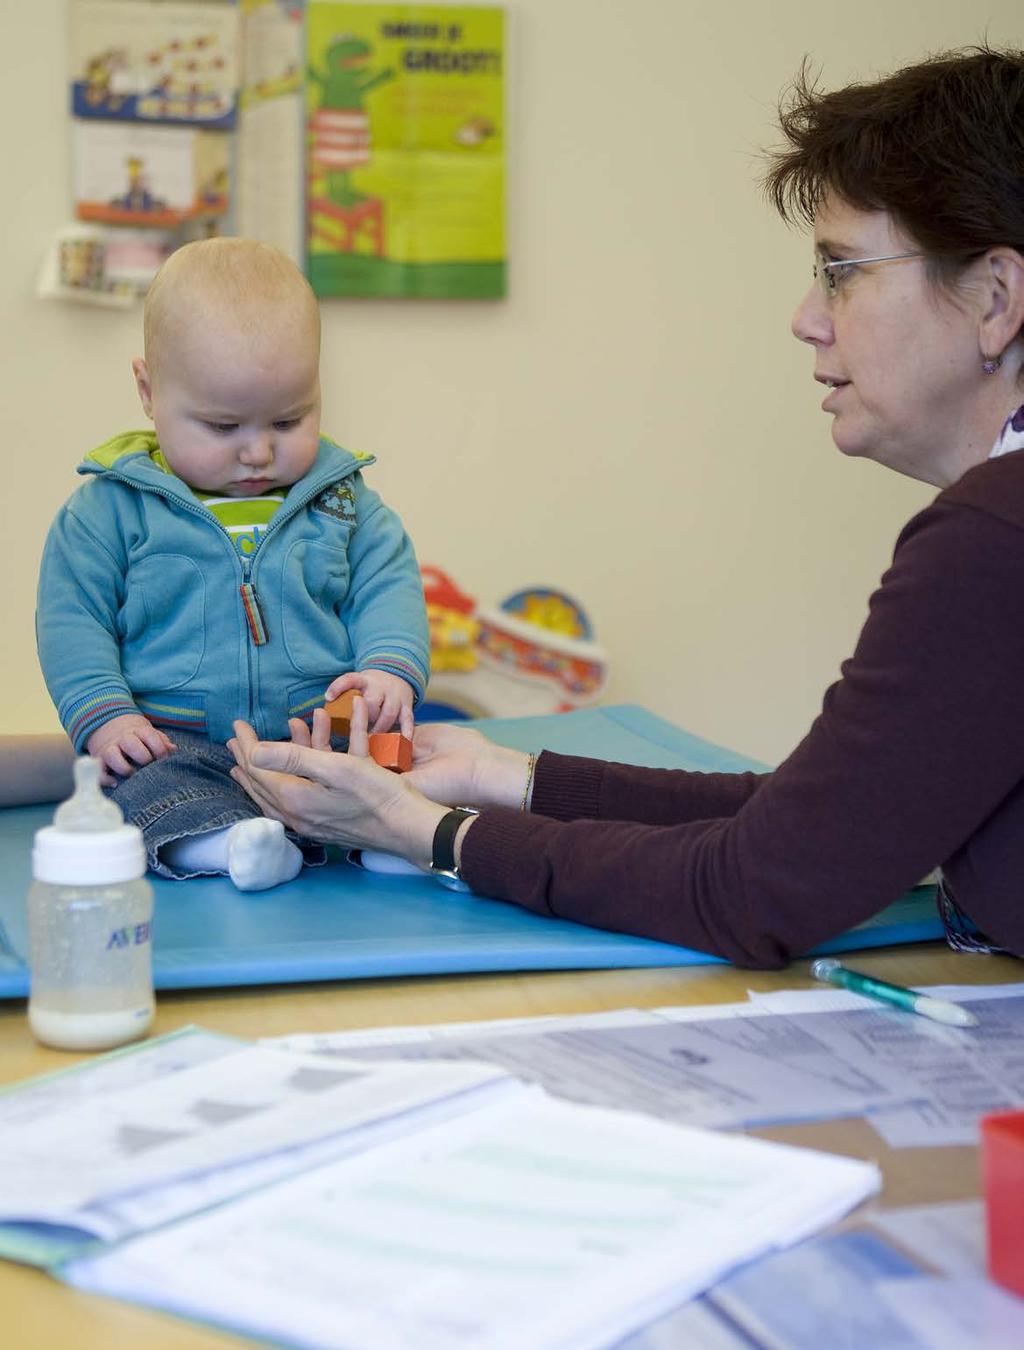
430, 807, 480, 890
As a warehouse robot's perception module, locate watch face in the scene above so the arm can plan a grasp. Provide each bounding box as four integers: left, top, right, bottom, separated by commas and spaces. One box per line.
432, 869, 471, 893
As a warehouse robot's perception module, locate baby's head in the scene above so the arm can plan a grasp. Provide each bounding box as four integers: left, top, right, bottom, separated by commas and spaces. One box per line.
132, 238, 322, 496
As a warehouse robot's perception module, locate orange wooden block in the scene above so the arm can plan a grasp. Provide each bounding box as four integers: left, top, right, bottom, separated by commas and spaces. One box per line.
324, 690, 358, 736
368, 732, 413, 773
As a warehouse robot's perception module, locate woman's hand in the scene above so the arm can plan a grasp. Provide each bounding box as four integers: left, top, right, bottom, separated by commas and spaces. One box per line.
407, 723, 535, 810
283, 706, 534, 813
227, 698, 445, 863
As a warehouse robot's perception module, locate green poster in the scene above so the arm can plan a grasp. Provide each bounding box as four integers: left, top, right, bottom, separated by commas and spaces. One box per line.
306, 3, 505, 298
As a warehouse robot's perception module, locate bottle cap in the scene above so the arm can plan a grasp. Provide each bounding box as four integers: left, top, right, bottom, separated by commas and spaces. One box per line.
32, 757, 146, 885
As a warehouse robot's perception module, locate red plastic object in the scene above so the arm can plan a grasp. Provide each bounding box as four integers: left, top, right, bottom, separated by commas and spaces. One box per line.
981, 1108, 1024, 1296
420, 565, 476, 615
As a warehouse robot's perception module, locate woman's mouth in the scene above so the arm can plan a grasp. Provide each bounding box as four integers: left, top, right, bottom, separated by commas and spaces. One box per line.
816, 376, 849, 410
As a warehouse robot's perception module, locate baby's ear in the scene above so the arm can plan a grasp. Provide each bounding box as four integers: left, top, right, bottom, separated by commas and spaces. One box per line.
131, 357, 154, 418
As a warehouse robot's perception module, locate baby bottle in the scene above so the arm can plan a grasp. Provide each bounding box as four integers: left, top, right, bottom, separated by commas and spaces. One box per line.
27, 756, 155, 1051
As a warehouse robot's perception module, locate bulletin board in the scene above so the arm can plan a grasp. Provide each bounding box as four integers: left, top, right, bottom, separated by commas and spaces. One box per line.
46, 1, 506, 305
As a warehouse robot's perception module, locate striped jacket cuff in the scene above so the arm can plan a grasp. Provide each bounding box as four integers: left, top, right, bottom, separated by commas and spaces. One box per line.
361, 654, 429, 705
62, 688, 140, 753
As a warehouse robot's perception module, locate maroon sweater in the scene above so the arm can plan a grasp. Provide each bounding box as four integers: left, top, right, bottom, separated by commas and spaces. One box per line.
461, 452, 1024, 968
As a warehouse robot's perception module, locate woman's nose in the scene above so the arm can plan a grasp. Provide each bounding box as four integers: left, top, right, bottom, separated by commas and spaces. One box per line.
791, 283, 833, 347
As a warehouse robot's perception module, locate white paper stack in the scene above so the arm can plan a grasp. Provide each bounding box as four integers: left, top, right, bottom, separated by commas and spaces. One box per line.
63, 1085, 878, 1350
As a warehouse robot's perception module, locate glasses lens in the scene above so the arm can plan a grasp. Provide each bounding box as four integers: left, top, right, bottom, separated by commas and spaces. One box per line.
813, 251, 838, 298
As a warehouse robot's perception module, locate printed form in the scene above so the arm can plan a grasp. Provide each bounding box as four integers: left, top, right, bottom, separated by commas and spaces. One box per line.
273, 984, 1024, 1147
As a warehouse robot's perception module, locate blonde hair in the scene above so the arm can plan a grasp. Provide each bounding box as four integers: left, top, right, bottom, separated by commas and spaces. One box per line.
143, 238, 320, 377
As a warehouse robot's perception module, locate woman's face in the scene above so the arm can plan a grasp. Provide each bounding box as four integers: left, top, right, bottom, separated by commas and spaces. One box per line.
791, 198, 989, 486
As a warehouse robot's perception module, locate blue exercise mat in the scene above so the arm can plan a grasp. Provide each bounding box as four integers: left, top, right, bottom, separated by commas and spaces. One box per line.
0, 705, 943, 997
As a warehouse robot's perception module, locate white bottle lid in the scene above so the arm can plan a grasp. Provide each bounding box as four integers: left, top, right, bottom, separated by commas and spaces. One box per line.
32, 757, 146, 885
33, 822, 146, 885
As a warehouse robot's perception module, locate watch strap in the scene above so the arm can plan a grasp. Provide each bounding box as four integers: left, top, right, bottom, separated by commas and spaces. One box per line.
431, 807, 477, 877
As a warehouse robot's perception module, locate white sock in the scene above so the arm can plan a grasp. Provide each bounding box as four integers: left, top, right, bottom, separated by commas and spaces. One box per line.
160, 819, 303, 891
226, 818, 303, 891
160, 826, 232, 875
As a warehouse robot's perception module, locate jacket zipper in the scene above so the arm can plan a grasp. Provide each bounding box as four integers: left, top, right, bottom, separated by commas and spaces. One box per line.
103, 466, 359, 738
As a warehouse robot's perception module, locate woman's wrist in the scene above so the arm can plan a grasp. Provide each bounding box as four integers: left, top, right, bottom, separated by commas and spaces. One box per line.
388, 793, 450, 869
452, 750, 535, 873
395, 741, 536, 873
472, 744, 537, 811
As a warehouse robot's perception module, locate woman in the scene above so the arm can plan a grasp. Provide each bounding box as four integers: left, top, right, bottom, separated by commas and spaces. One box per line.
230, 48, 1024, 968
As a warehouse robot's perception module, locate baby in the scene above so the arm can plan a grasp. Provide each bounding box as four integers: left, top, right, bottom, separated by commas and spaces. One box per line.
37, 238, 429, 890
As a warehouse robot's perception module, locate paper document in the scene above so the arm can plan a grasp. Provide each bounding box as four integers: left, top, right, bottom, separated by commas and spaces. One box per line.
272, 1008, 918, 1130
780, 993, 1024, 1147
65, 1089, 879, 1350
617, 1215, 991, 1350
876, 1276, 1024, 1349
869, 1200, 986, 1279
0, 1031, 511, 1244
696, 1228, 923, 1350
0, 1023, 237, 1128
686, 987, 1024, 1146
274, 984, 1024, 1147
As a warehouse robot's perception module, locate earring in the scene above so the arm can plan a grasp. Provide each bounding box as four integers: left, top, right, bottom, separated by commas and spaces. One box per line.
982, 354, 1003, 375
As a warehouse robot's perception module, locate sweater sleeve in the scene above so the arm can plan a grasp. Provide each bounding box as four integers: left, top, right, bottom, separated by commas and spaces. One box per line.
460, 500, 1024, 967
530, 751, 766, 825
340, 474, 430, 703
36, 497, 140, 751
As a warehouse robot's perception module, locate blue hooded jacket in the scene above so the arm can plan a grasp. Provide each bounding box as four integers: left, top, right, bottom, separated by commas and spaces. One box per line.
37, 431, 430, 750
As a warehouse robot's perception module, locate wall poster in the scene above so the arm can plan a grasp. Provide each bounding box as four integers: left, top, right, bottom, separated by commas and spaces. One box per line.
305, 3, 505, 298
236, 0, 305, 263
70, 0, 240, 128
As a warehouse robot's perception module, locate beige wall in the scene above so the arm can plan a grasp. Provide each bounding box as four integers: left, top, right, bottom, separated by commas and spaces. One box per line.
3, 2, 1018, 764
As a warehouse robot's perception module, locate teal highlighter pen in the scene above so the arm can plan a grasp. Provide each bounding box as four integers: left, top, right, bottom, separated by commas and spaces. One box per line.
810, 958, 979, 1028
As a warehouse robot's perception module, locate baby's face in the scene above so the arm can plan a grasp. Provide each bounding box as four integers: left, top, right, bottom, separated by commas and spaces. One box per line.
137, 319, 322, 497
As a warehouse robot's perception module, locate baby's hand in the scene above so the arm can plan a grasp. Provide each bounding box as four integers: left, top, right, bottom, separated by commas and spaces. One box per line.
324, 671, 414, 737
86, 714, 176, 786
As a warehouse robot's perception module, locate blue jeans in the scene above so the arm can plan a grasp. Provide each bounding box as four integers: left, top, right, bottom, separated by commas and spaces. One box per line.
108, 731, 326, 879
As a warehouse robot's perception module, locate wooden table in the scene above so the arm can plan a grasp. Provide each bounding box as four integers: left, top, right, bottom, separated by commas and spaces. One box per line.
1, 944, 1019, 1348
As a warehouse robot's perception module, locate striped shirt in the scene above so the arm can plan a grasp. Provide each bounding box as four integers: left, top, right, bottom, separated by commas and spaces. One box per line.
150, 448, 283, 556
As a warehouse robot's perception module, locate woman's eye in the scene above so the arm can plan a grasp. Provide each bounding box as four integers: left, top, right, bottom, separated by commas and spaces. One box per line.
821, 264, 852, 297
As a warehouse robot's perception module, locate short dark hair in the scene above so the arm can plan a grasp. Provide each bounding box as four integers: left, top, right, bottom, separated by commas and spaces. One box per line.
763, 47, 1024, 268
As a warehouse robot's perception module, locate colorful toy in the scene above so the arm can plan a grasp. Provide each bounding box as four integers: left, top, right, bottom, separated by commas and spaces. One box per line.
367, 732, 413, 774
420, 566, 609, 720
500, 587, 592, 639
324, 690, 358, 737
422, 565, 480, 674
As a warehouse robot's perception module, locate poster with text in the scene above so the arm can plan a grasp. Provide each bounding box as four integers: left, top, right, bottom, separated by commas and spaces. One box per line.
306, 3, 505, 299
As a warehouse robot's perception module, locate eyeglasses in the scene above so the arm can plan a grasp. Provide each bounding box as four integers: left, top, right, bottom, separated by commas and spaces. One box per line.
813, 249, 924, 299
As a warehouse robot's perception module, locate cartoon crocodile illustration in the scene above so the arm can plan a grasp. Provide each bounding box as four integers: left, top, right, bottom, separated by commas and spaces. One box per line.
308, 34, 393, 208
